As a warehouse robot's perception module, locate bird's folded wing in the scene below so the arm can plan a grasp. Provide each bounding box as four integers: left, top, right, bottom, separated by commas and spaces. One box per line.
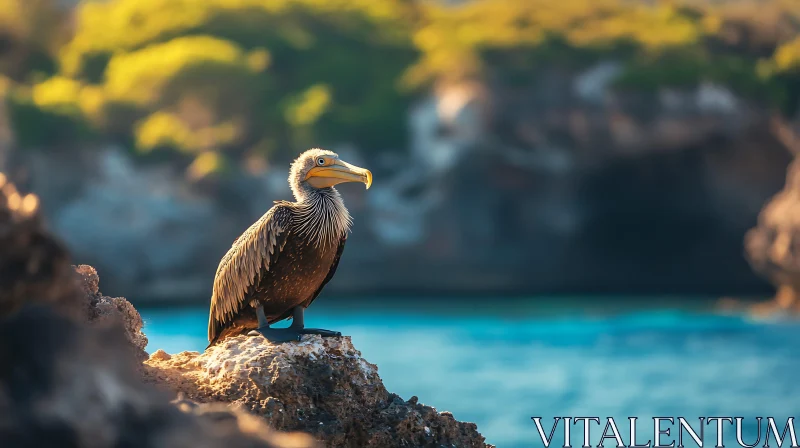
208, 204, 292, 342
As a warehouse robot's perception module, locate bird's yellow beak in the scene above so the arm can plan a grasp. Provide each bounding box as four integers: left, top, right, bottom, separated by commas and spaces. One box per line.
305, 159, 372, 190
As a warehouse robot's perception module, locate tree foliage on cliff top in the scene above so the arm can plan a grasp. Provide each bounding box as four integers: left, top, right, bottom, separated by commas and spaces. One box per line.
7, 0, 418, 165
3, 0, 800, 171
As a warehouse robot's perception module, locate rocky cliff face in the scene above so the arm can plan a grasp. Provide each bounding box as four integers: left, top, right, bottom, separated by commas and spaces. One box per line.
368, 76, 791, 296
12, 71, 792, 301
145, 335, 491, 448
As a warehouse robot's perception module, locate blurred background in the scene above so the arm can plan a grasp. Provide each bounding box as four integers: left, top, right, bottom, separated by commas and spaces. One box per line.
2, 0, 800, 446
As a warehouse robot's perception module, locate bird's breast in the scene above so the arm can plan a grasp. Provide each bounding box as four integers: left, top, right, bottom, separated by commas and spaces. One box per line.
255, 235, 340, 320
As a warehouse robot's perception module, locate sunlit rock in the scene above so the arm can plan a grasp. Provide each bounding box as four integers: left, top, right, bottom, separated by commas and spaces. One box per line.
745, 156, 800, 313
75, 264, 149, 361
145, 334, 493, 448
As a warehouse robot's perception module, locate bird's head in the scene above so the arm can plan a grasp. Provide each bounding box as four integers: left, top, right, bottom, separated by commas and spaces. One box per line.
289, 148, 372, 201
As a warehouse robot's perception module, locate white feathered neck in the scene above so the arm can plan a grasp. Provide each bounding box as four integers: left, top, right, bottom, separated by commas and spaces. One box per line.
291, 187, 352, 247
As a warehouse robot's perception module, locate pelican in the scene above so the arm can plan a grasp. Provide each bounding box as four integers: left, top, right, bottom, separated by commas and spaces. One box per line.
207, 148, 372, 345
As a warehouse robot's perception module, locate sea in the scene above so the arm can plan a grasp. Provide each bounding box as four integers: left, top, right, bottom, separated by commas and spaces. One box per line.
140, 296, 800, 448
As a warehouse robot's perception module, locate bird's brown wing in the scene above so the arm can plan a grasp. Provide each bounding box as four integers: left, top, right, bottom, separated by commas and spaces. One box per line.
207, 202, 293, 344
302, 234, 347, 310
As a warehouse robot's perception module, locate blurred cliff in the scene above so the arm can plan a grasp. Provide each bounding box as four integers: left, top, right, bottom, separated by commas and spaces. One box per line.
745, 154, 800, 312
1, 0, 800, 302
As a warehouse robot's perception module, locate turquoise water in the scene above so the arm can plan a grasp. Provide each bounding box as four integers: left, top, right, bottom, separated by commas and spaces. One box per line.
141, 298, 800, 448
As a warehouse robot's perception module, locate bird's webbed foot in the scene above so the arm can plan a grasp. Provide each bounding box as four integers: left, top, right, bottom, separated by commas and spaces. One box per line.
296, 328, 342, 337
289, 307, 341, 338
246, 327, 341, 342
247, 306, 342, 343
247, 327, 303, 343
248, 305, 304, 343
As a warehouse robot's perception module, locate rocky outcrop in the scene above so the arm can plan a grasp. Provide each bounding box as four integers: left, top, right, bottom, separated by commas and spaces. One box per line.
0, 171, 82, 317
745, 156, 800, 312
0, 305, 320, 448
75, 263, 149, 361
144, 335, 492, 448
0, 171, 152, 354
0, 174, 318, 448
0, 173, 490, 447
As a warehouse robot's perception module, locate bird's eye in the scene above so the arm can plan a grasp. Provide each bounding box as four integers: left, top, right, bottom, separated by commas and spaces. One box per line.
317, 158, 325, 166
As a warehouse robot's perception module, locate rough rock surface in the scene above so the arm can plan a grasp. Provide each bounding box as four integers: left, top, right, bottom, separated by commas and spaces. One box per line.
0, 172, 82, 318
75, 263, 149, 361
0, 173, 317, 448
745, 156, 800, 313
145, 334, 492, 448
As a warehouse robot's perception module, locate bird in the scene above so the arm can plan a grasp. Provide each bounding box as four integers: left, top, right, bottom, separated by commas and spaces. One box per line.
207, 148, 372, 346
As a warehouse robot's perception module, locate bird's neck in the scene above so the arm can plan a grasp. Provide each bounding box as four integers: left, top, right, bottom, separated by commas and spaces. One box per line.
292, 188, 352, 247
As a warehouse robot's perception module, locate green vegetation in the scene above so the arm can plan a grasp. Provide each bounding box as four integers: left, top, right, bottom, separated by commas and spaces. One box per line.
2, 0, 800, 174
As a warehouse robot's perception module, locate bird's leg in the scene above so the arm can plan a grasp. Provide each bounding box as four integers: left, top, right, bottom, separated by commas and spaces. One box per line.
247, 304, 302, 343
257, 304, 269, 328
290, 307, 341, 338
288, 305, 304, 329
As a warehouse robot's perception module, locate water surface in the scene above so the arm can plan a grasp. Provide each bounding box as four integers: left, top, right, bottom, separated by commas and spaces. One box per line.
141, 297, 800, 448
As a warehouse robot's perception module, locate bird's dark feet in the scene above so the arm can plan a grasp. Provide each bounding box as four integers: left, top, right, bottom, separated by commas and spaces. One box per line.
247, 327, 302, 343
297, 328, 342, 337
247, 327, 342, 342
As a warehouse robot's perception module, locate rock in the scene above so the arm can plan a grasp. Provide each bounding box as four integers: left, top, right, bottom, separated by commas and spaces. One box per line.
171, 392, 200, 412
0, 307, 320, 448
0, 172, 83, 318
144, 335, 493, 448
75, 262, 101, 296
745, 156, 800, 312
743, 147, 800, 313
573, 62, 623, 104
0, 173, 150, 352
0, 173, 317, 448
75, 263, 148, 360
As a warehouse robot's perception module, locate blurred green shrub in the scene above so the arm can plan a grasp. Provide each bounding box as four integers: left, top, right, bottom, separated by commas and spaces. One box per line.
405, 0, 702, 87
409, 0, 799, 107
4, 0, 800, 173
6, 78, 95, 148
9, 0, 418, 171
